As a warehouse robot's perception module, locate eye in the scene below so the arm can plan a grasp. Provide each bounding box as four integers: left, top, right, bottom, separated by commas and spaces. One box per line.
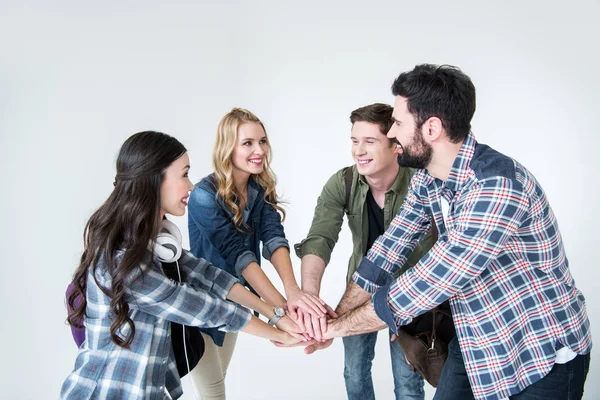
366, 140, 374, 144
259, 139, 267, 144
242, 141, 252, 146
183, 172, 189, 178
395, 121, 401, 126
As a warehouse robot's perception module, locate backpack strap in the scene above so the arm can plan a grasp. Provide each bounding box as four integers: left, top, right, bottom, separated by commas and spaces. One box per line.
343, 166, 353, 215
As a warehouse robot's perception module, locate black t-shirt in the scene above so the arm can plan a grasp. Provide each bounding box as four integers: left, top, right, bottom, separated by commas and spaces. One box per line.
365, 189, 385, 255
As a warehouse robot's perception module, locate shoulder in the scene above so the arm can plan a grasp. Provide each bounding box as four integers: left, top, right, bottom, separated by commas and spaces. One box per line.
470, 143, 517, 181
325, 165, 354, 187
190, 174, 219, 206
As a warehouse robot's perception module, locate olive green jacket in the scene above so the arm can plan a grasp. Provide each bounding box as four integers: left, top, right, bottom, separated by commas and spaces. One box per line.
294, 165, 436, 283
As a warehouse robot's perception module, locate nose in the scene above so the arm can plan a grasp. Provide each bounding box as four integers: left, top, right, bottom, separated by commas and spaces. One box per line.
187, 178, 194, 191
253, 143, 265, 155
386, 126, 396, 139
355, 141, 366, 155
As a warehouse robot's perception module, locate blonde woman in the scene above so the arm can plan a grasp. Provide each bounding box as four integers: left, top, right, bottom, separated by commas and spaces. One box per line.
187, 108, 327, 399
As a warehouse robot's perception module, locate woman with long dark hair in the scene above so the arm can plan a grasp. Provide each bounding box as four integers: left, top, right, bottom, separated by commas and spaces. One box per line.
62, 131, 300, 400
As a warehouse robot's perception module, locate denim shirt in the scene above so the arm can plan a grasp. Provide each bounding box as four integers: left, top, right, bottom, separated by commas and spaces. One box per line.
188, 173, 289, 346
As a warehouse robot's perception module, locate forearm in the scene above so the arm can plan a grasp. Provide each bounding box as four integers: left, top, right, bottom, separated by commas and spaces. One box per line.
300, 254, 326, 296
335, 281, 372, 316
325, 300, 387, 339
270, 247, 300, 294
242, 262, 286, 307
226, 282, 276, 320
241, 315, 288, 342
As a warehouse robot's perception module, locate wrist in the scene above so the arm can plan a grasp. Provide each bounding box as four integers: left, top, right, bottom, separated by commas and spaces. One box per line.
324, 319, 340, 339
284, 282, 300, 294
301, 284, 320, 297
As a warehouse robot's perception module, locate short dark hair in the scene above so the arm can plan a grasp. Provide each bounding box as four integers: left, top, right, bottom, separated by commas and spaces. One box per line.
350, 103, 394, 136
391, 64, 476, 143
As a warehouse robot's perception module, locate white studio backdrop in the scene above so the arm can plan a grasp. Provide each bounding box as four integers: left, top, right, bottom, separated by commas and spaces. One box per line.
0, 1, 598, 399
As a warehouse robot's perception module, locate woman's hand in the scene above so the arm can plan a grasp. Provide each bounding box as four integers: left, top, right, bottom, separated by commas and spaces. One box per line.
275, 315, 310, 341
284, 285, 327, 321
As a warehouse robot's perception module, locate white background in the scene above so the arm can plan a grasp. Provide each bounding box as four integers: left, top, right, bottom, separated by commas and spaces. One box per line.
1, 1, 598, 399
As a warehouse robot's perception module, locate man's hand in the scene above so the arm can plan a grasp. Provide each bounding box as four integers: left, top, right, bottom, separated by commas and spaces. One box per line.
304, 338, 334, 354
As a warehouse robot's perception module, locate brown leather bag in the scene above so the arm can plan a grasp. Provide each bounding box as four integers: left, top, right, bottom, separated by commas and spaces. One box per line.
395, 302, 455, 387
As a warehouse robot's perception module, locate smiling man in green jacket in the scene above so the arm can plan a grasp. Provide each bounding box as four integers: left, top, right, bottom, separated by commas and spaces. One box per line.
294, 103, 435, 400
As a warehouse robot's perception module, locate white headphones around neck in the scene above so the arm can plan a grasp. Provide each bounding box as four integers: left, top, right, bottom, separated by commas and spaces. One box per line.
154, 219, 191, 377
154, 219, 183, 263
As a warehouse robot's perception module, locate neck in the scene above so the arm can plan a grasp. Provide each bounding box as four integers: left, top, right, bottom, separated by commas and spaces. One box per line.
232, 169, 250, 196
426, 139, 464, 182
364, 161, 399, 193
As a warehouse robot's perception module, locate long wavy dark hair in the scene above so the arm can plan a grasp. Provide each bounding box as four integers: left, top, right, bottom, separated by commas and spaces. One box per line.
67, 131, 187, 348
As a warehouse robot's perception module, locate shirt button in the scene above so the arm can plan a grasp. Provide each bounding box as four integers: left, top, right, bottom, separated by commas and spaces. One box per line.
162, 358, 167, 364
159, 386, 164, 391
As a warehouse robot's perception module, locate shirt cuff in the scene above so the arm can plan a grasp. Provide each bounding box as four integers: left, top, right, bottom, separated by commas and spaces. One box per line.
293, 238, 332, 265
262, 237, 289, 260
372, 283, 398, 334
211, 266, 240, 299
222, 303, 253, 333
235, 251, 259, 277
353, 257, 393, 293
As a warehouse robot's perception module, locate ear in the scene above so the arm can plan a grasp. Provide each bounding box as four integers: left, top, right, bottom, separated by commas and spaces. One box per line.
421, 117, 443, 143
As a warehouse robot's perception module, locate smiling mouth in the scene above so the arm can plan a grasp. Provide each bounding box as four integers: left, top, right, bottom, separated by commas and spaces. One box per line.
249, 159, 263, 165
357, 159, 372, 166
394, 143, 404, 155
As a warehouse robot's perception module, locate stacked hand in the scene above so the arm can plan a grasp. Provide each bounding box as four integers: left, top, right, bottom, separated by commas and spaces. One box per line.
271, 287, 338, 353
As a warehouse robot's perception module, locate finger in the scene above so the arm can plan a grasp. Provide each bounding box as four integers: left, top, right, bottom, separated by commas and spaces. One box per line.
287, 305, 298, 321
295, 309, 305, 331
311, 315, 322, 341
290, 331, 307, 342
303, 295, 327, 314
319, 315, 327, 337
305, 312, 315, 338
324, 304, 338, 319
304, 343, 319, 354
390, 334, 397, 342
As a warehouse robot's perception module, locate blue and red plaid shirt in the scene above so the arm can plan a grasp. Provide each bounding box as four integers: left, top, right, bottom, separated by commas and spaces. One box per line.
353, 133, 592, 400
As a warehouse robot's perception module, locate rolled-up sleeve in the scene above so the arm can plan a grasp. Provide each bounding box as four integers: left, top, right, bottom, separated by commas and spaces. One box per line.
178, 250, 239, 299
124, 259, 252, 332
258, 199, 289, 260
293, 169, 346, 265
262, 236, 289, 260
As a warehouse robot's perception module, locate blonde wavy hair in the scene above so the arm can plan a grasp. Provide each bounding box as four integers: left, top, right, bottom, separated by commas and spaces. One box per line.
212, 107, 286, 232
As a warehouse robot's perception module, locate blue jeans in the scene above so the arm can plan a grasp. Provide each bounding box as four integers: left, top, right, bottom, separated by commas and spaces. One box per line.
434, 336, 591, 400
343, 330, 424, 400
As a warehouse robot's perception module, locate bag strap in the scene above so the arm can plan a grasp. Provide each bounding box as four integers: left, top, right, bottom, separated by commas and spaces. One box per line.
343, 166, 353, 215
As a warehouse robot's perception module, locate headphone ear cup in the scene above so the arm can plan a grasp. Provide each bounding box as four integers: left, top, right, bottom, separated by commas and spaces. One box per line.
161, 219, 182, 244
154, 220, 183, 263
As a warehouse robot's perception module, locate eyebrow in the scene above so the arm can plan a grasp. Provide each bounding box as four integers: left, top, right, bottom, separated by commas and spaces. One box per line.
182, 165, 190, 170
240, 136, 267, 141
350, 136, 381, 141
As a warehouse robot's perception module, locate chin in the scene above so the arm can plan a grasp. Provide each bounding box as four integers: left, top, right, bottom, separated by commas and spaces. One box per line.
170, 209, 186, 217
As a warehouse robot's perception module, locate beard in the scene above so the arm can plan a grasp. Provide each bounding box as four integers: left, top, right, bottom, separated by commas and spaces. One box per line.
396, 128, 432, 169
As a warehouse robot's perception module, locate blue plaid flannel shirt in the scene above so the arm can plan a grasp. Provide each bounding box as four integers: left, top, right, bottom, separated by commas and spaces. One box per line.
353, 133, 592, 400
61, 249, 252, 400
